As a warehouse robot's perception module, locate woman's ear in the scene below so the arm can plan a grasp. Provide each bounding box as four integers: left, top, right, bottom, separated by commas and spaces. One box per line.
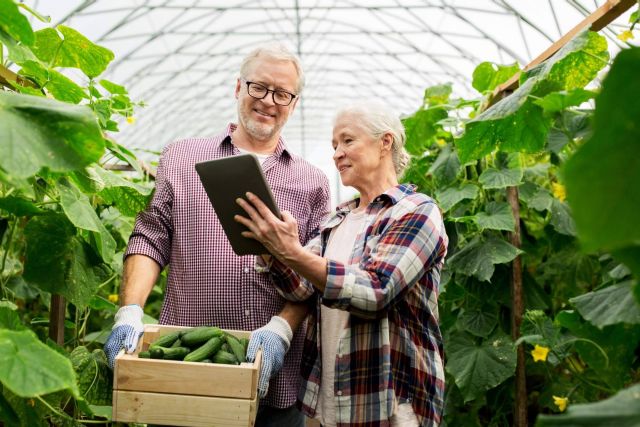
380, 133, 393, 153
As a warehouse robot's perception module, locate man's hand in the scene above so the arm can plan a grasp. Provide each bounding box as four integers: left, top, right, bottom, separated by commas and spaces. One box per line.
246, 316, 293, 398
104, 304, 144, 369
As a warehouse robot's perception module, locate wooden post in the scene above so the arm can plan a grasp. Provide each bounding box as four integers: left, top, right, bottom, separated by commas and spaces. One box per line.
49, 295, 66, 345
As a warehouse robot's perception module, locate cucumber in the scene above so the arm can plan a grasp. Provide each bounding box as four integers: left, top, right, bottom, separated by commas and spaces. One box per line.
181, 326, 224, 348
170, 338, 183, 348
149, 331, 181, 349
148, 346, 190, 360
184, 336, 223, 362
138, 350, 150, 358
225, 334, 247, 363
212, 350, 239, 365
239, 337, 249, 354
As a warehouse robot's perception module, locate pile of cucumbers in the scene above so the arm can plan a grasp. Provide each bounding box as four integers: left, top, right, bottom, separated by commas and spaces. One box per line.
138, 326, 249, 365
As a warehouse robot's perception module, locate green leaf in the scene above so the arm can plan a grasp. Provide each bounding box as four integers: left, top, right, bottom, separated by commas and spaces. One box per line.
0, 91, 105, 179
32, 26, 114, 78
23, 215, 106, 308
403, 107, 448, 156
535, 383, 640, 427
0, 0, 34, 46
534, 89, 596, 113
435, 183, 479, 212
427, 145, 461, 186
103, 139, 143, 176
478, 167, 523, 189
18, 61, 87, 104
57, 180, 102, 232
0, 329, 80, 398
472, 62, 519, 93
0, 306, 23, 330
447, 236, 523, 282
564, 48, 640, 265
70, 347, 112, 406
0, 196, 44, 216
474, 202, 515, 232
0, 389, 19, 426
556, 310, 640, 390
458, 308, 498, 338
570, 281, 640, 328
445, 331, 516, 402
527, 187, 554, 211
549, 199, 576, 236
99, 79, 127, 95
0, 28, 37, 64
423, 83, 452, 106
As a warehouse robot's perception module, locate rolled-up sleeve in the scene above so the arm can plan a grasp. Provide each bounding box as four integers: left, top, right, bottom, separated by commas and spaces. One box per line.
124, 146, 174, 268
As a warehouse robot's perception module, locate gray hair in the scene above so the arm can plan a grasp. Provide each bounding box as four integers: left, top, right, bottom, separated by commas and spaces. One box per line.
334, 102, 410, 176
239, 42, 305, 94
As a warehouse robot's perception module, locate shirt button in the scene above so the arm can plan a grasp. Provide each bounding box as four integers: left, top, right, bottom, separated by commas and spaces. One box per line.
244, 310, 250, 317
336, 391, 343, 396
243, 267, 250, 273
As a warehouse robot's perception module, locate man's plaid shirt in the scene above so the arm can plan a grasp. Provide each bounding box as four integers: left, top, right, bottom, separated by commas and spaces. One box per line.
266, 184, 447, 426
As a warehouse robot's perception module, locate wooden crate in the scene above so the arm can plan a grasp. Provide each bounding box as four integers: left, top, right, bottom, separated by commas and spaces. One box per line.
113, 324, 261, 427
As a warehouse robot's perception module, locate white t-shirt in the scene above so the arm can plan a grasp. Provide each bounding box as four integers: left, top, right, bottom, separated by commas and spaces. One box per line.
236, 146, 270, 165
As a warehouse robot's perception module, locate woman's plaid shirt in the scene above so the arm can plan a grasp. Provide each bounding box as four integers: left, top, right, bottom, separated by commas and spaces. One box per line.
267, 184, 447, 426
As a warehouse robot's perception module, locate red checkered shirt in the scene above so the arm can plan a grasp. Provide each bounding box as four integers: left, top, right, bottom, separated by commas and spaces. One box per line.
264, 184, 447, 426
125, 123, 331, 408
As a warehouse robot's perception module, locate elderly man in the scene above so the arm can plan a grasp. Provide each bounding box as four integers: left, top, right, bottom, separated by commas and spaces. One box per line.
105, 43, 331, 427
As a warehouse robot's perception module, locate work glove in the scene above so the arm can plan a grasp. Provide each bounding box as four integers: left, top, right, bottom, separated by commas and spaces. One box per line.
104, 304, 144, 369
246, 315, 293, 399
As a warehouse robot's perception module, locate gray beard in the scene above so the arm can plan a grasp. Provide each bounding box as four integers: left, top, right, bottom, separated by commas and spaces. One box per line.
239, 106, 278, 141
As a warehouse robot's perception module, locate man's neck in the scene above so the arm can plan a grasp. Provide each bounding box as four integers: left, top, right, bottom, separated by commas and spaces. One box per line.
231, 126, 279, 155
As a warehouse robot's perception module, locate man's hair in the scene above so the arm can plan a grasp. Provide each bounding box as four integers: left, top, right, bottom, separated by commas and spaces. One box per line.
239, 42, 305, 94
334, 101, 410, 176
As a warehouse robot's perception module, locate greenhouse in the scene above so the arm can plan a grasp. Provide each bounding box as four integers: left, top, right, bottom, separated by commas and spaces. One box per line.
0, 0, 639, 426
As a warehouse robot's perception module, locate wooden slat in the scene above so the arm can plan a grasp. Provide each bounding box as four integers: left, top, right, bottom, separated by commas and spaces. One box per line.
113, 389, 257, 427
493, 0, 636, 96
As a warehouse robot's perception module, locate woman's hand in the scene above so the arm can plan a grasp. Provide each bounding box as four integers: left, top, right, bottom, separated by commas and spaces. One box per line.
235, 192, 304, 263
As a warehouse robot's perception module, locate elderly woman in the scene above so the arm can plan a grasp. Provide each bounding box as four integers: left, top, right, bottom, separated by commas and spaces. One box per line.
236, 102, 447, 427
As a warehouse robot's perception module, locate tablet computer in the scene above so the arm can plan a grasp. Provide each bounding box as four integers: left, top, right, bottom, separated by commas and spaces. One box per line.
195, 154, 281, 255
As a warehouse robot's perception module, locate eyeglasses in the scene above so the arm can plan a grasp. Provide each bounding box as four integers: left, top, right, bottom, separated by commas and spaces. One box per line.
242, 79, 297, 106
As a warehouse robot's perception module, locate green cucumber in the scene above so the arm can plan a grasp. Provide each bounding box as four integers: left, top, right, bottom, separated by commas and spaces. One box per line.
181, 326, 224, 348
170, 338, 183, 348
149, 331, 181, 349
212, 350, 239, 365
138, 350, 150, 358
225, 334, 247, 363
149, 347, 165, 359
148, 346, 190, 360
239, 337, 249, 354
184, 336, 224, 362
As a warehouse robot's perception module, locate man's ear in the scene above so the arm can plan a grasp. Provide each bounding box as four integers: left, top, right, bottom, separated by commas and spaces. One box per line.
235, 78, 241, 99
289, 96, 299, 114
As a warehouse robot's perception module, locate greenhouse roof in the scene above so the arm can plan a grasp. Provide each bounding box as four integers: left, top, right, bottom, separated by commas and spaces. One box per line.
24, 0, 635, 203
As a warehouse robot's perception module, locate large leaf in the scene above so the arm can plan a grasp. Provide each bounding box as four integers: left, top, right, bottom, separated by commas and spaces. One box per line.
534, 89, 596, 113
456, 31, 607, 163
427, 145, 461, 186
564, 47, 640, 268
18, 61, 87, 104
70, 347, 112, 406
0, 329, 80, 398
435, 183, 479, 212
32, 26, 114, 78
474, 202, 516, 232
447, 236, 522, 282
0, 196, 44, 216
570, 281, 640, 328
403, 107, 448, 155
0, 91, 104, 179
478, 167, 523, 189
556, 310, 640, 390
535, 383, 640, 427
472, 62, 519, 93
23, 214, 106, 308
445, 331, 517, 402
549, 199, 577, 236
0, 0, 34, 46
458, 308, 498, 338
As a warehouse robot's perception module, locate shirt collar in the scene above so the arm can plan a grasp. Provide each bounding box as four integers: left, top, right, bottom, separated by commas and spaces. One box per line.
334, 183, 417, 214
220, 123, 292, 159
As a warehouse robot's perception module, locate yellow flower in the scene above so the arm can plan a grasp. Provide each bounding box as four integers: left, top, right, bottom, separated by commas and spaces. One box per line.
617, 30, 634, 42
126, 116, 136, 124
553, 395, 569, 412
108, 294, 119, 304
531, 344, 550, 362
551, 182, 566, 202
436, 138, 447, 147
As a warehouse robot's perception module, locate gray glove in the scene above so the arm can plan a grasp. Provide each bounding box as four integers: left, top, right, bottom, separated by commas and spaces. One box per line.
104, 304, 144, 369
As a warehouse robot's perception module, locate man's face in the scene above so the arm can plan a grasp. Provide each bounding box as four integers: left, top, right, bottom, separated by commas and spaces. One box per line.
235, 56, 299, 142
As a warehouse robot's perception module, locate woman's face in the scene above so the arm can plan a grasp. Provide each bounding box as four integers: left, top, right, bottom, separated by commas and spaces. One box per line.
331, 113, 385, 190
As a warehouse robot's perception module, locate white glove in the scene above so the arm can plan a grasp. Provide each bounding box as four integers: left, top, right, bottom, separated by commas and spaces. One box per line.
246, 316, 293, 398
104, 304, 144, 369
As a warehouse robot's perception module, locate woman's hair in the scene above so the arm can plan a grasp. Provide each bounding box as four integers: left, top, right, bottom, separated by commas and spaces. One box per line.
239, 42, 305, 94
334, 102, 410, 176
